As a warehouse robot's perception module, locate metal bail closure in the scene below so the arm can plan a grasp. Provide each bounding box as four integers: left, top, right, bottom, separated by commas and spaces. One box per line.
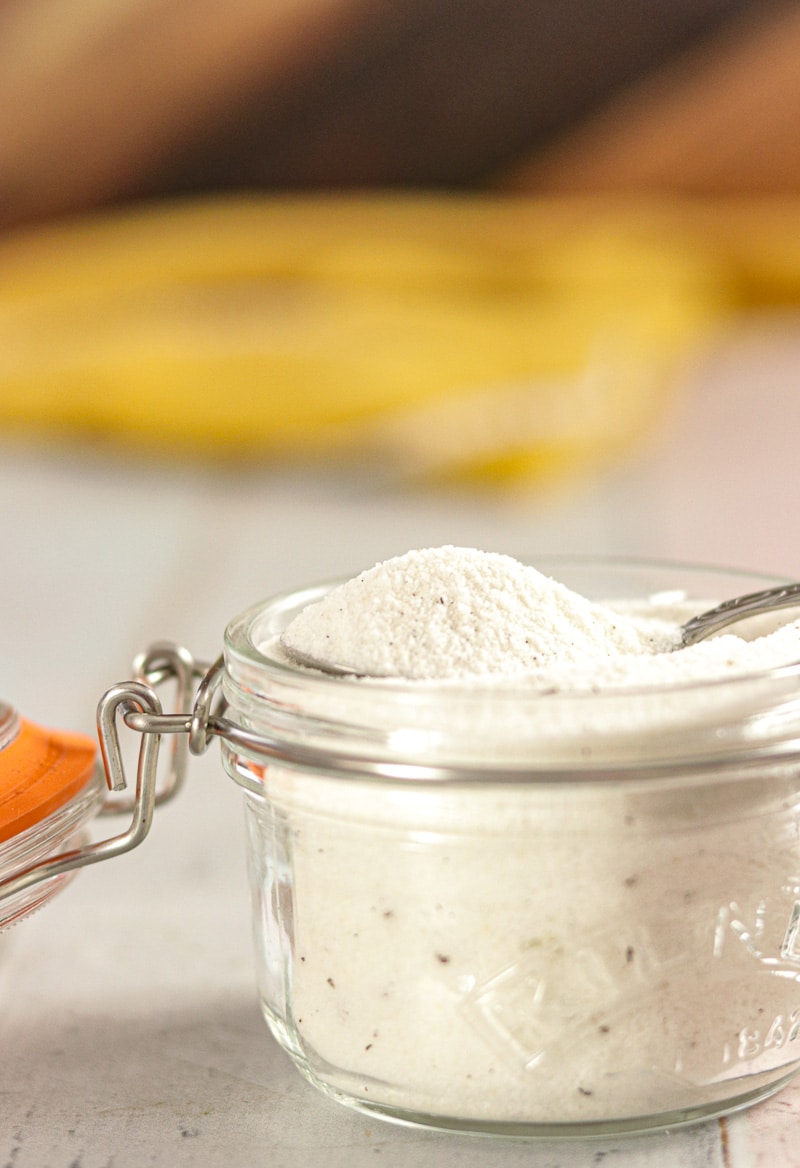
0, 644, 222, 916
0, 681, 163, 907
102, 640, 198, 815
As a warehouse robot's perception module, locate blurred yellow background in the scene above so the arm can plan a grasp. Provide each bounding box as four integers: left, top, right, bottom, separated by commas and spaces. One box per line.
2, 0, 799, 488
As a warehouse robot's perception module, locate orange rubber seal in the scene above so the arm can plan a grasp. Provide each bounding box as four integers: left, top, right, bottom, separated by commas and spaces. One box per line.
0, 718, 98, 844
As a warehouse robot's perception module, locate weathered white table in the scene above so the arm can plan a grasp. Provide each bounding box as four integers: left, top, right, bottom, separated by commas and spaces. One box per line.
2, 318, 800, 1167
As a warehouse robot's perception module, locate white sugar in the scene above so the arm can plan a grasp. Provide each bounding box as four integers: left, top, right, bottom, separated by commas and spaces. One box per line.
281, 546, 665, 680
280, 546, 800, 685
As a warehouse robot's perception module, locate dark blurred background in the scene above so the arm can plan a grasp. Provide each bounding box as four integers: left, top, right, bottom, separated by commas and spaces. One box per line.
1, 0, 798, 229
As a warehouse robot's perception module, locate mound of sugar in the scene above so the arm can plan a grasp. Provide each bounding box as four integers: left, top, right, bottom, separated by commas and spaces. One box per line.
280, 546, 674, 680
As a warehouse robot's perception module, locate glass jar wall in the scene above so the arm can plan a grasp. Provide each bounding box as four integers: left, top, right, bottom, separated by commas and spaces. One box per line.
221, 560, 800, 1136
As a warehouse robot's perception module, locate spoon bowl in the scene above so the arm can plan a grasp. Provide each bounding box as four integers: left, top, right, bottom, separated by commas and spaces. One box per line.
279, 642, 372, 677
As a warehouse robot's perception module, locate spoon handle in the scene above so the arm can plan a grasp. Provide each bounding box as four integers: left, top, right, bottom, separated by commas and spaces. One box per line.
681, 581, 800, 646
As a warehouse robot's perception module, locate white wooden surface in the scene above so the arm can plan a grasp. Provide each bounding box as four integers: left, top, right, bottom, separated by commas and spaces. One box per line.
2, 317, 800, 1167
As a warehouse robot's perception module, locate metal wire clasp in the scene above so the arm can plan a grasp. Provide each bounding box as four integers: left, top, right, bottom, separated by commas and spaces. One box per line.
99, 643, 224, 814
119, 645, 224, 763
0, 644, 222, 905
98, 642, 214, 815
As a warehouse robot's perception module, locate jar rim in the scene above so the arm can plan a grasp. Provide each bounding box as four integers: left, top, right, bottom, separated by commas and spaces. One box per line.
216, 557, 800, 783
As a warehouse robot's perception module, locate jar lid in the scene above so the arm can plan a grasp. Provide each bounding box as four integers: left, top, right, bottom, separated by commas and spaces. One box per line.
0, 649, 205, 929
0, 703, 98, 843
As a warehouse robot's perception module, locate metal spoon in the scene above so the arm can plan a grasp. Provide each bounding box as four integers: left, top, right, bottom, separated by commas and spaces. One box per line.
680, 581, 800, 646
280, 581, 800, 677
279, 641, 383, 677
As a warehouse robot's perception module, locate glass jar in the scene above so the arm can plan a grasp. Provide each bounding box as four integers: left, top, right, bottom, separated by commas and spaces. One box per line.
218, 559, 800, 1137
3, 559, 800, 1138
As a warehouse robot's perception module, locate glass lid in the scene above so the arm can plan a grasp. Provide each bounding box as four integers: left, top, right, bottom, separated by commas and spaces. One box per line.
0, 707, 98, 845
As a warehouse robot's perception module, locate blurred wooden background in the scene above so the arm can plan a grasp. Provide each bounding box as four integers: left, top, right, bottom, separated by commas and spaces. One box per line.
1, 0, 798, 230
